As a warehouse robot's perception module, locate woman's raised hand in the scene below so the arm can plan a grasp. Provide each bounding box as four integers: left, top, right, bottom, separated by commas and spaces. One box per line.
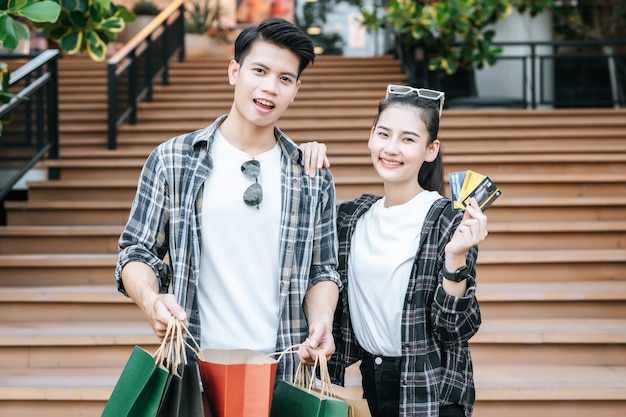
446, 198, 489, 256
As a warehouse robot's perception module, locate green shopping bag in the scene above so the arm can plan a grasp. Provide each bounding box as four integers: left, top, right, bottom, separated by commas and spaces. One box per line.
102, 317, 203, 417
101, 345, 169, 417
269, 345, 349, 417
270, 380, 350, 417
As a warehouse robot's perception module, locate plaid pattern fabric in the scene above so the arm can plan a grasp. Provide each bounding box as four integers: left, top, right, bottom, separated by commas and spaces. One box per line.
328, 194, 481, 417
116, 115, 341, 381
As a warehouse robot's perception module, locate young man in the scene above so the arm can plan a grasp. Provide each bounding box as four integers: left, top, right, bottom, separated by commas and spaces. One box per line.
115, 17, 340, 381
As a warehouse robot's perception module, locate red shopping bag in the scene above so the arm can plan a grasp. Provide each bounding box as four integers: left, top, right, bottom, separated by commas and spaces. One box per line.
198, 349, 279, 417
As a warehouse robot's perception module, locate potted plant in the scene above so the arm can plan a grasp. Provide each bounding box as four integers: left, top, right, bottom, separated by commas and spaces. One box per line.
35, 0, 134, 61
184, 0, 230, 58
360, 0, 552, 101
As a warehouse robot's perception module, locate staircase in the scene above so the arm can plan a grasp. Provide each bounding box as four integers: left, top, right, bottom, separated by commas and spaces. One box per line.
1, 53, 626, 417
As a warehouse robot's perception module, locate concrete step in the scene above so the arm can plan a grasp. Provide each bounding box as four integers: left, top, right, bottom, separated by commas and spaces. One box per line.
25, 168, 626, 202
0, 316, 621, 367
480, 220, 626, 251
1, 279, 623, 324
470, 317, 626, 365
0, 226, 122, 254
5, 196, 626, 225
54, 122, 626, 155
0, 364, 623, 417
2, 219, 623, 254
477, 280, 626, 319
53, 144, 626, 177
0, 285, 142, 322
474, 317, 626, 366
472, 364, 626, 417
0, 254, 117, 286
45, 152, 626, 175
1, 250, 623, 285
476, 249, 626, 282
26, 180, 139, 201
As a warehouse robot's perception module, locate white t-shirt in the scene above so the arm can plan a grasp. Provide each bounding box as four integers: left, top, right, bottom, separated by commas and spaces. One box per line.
198, 129, 282, 354
348, 191, 442, 356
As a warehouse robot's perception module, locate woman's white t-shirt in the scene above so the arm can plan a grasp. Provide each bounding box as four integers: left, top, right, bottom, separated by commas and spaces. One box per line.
348, 190, 442, 356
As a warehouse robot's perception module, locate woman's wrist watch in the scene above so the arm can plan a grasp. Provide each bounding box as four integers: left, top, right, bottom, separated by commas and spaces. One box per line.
442, 265, 469, 282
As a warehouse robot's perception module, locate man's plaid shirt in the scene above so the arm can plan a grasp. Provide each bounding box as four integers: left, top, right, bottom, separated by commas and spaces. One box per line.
116, 115, 341, 381
328, 194, 481, 417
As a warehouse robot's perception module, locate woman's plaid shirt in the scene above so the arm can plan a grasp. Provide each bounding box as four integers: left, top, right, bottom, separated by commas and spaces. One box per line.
329, 194, 481, 417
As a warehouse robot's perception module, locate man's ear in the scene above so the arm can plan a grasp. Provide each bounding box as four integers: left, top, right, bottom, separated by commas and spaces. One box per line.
290, 79, 302, 103
227, 60, 239, 85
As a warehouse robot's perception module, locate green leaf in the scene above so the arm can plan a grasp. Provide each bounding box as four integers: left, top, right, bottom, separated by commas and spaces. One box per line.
114, 5, 135, 23
68, 10, 87, 27
94, 0, 113, 11
0, 16, 30, 50
62, 0, 82, 12
1, 62, 12, 102
60, 30, 82, 54
98, 16, 124, 32
16, 1, 61, 23
86, 36, 105, 61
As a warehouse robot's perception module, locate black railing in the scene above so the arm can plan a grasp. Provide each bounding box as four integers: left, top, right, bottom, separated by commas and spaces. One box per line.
106, 0, 186, 150
0, 49, 59, 202
403, 39, 626, 109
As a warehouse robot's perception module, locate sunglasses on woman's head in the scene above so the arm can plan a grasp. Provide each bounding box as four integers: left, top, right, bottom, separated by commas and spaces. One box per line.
386, 84, 445, 119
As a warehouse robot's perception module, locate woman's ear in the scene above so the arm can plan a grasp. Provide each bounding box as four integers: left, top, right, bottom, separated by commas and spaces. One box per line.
425, 139, 441, 163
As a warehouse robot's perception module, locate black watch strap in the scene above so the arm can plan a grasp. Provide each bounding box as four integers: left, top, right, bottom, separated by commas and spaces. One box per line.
442, 265, 469, 282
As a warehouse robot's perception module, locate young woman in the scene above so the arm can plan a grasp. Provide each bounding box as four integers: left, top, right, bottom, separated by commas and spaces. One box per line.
301, 85, 488, 417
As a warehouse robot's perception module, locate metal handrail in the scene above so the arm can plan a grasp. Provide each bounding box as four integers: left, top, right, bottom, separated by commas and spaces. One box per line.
408, 38, 626, 109
499, 39, 626, 108
0, 49, 59, 202
106, 0, 186, 150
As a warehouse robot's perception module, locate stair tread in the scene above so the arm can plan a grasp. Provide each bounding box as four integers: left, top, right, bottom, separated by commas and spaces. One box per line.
0, 321, 156, 346
2, 221, 623, 235
0, 225, 122, 236
0, 253, 116, 266
0, 317, 622, 345
1, 280, 623, 303
6, 196, 626, 210
478, 248, 626, 264
0, 249, 624, 266
0, 285, 127, 302
474, 364, 626, 400
38, 157, 626, 182
111, 121, 626, 135
478, 280, 626, 301
0, 365, 624, 401
474, 318, 626, 343
54, 146, 626, 160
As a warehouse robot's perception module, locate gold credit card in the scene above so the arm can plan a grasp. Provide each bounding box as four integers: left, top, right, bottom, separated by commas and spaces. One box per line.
449, 170, 501, 211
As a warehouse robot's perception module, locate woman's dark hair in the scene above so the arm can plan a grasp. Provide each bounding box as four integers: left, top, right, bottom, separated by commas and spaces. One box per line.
373, 94, 445, 194
234, 17, 315, 79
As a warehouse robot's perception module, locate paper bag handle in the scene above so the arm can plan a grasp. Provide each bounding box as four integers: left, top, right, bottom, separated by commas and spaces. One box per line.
153, 316, 205, 374
267, 344, 338, 399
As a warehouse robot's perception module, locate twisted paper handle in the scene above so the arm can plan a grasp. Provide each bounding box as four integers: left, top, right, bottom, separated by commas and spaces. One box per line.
267, 343, 337, 398
153, 316, 205, 375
